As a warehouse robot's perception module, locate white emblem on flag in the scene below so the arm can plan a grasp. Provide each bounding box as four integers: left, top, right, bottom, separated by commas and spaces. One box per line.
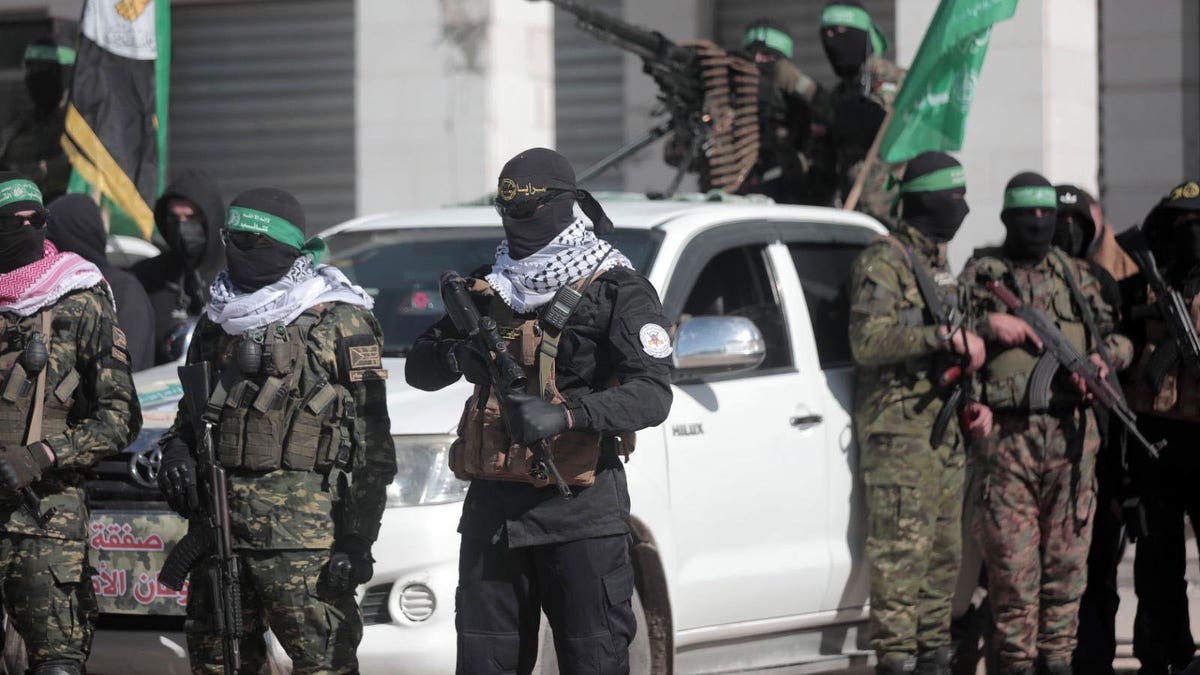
639, 324, 673, 358
81, 0, 157, 61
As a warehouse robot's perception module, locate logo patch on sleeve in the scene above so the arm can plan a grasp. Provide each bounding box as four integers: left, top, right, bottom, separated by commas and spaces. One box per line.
638, 323, 673, 358
112, 326, 127, 350
349, 345, 382, 369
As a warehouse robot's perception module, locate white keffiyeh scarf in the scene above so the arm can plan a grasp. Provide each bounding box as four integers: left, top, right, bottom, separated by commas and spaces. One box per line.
486, 217, 633, 313
207, 256, 374, 334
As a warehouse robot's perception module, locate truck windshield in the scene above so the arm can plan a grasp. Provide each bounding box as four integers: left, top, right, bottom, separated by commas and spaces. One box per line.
323, 227, 661, 356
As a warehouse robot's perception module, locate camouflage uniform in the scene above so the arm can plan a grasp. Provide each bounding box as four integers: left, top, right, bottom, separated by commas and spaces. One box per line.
849, 223, 965, 664
811, 56, 906, 225
162, 303, 397, 675
960, 249, 1132, 672
0, 284, 141, 668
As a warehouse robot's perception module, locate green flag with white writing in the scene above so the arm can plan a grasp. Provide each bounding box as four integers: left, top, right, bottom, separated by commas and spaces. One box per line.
878, 0, 1018, 163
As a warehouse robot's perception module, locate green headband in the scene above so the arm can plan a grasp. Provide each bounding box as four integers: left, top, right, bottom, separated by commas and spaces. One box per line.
820, 5, 888, 56
743, 26, 794, 59
224, 206, 325, 263
0, 179, 43, 209
1003, 186, 1058, 210
900, 166, 966, 194
23, 45, 76, 65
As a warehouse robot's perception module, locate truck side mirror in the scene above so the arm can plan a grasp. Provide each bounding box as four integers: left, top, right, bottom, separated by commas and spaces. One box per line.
671, 316, 766, 376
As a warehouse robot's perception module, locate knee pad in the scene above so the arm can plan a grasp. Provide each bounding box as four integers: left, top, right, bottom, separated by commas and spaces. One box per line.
29, 662, 82, 675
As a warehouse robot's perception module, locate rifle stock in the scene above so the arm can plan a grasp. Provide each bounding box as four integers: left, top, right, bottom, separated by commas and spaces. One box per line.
985, 279, 1164, 459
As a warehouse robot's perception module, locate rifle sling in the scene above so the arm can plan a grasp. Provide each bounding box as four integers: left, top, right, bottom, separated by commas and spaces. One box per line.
536, 251, 611, 399
24, 310, 51, 446
883, 236, 950, 325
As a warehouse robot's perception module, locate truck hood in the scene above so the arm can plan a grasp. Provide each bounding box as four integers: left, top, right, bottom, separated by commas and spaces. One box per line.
383, 358, 473, 436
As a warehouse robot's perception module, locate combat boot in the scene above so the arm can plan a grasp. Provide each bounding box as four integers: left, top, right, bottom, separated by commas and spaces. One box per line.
29, 662, 82, 675
916, 646, 953, 675
878, 654, 917, 675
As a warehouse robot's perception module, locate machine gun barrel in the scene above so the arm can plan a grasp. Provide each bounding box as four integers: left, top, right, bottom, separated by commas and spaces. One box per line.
538, 0, 688, 64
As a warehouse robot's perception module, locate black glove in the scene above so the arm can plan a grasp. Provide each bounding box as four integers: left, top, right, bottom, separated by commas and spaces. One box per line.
443, 339, 491, 386
159, 438, 199, 518
0, 442, 54, 492
503, 394, 570, 446
328, 548, 375, 593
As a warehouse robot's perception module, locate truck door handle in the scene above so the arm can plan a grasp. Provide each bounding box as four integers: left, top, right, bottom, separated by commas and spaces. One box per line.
790, 414, 823, 427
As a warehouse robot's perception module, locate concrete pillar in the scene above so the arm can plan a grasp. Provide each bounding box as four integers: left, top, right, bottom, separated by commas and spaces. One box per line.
355, 0, 553, 214
1099, 0, 1195, 228
895, 0, 1099, 268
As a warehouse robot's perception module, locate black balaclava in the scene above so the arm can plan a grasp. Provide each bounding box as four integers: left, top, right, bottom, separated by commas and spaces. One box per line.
0, 171, 47, 273
23, 37, 65, 114
47, 194, 108, 270
820, 2, 872, 79
224, 188, 304, 292
495, 147, 613, 260
899, 151, 968, 243
158, 197, 208, 269
1052, 184, 1097, 258
1001, 172, 1058, 263
1143, 180, 1200, 283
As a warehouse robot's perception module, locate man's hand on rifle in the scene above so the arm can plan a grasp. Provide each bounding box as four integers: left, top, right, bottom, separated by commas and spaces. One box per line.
503, 394, 571, 446
0, 442, 54, 492
987, 313, 1044, 351
941, 326, 987, 374
441, 339, 491, 386
961, 401, 993, 439
159, 438, 200, 518
1069, 353, 1109, 401
327, 540, 375, 593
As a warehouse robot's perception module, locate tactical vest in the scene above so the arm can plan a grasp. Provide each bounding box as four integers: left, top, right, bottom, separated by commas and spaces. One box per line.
1125, 291, 1200, 421
978, 253, 1091, 411
0, 309, 74, 447
449, 281, 634, 488
209, 307, 353, 473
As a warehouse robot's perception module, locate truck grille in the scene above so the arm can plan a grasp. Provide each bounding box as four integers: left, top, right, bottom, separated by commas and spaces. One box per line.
361, 583, 392, 625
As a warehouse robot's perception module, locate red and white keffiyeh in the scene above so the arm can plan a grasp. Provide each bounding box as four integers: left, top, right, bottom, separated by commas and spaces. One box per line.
0, 241, 109, 316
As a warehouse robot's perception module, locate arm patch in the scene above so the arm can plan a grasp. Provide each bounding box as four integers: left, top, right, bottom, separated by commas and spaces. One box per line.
100, 318, 131, 370
338, 333, 387, 382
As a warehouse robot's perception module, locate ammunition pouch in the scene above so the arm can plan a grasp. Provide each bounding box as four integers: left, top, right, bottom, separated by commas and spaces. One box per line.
212, 308, 348, 473
0, 311, 73, 447
1126, 314, 1200, 421
449, 285, 635, 488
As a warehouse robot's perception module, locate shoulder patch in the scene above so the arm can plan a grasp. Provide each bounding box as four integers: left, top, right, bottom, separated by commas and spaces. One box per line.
348, 368, 388, 382
639, 323, 673, 358
348, 344, 381, 370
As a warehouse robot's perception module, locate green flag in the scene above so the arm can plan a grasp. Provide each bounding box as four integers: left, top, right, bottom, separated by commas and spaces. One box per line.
878, 0, 1018, 163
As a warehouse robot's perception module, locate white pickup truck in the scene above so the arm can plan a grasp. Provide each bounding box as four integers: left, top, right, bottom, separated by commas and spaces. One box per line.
83, 195, 886, 674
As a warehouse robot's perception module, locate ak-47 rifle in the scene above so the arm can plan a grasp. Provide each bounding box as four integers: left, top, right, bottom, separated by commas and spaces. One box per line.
441, 272, 573, 499
985, 278, 1165, 459
1116, 225, 1200, 388
534, 0, 759, 195
159, 363, 242, 675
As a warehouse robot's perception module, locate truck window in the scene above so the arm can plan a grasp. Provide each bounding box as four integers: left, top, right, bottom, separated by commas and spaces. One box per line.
681, 244, 791, 371
787, 242, 865, 369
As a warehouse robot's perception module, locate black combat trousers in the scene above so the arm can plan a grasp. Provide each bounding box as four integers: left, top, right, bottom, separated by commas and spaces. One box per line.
455, 533, 636, 675
1131, 417, 1200, 675
1073, 421, 1126, 675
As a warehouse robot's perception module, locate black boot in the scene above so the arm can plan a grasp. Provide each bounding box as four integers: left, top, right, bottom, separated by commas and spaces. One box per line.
878, 654, 917, 675
916, 646, 953, 675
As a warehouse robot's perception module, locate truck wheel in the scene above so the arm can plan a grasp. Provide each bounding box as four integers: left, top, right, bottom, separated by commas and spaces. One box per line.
2, 614, 27, 675
533, 588, 653, 674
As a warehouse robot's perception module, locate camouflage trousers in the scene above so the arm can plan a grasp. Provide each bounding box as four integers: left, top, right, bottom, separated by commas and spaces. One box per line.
863, 433, 965, 661
974, 410, 1098, 670
185, 549, 362, 675
0, 534, 96, 668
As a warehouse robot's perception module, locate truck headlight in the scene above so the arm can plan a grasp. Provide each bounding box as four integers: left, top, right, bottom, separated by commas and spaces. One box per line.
387, 434, 469, 507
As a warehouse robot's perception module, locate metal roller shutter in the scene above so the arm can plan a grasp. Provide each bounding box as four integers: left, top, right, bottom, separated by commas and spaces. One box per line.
713, 0, 896, 87
553, 0, 625, 190
169, 0, 354, 235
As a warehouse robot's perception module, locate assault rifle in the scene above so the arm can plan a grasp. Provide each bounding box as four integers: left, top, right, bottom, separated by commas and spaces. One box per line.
440, 272, 573, 499
534, 0, 759, 195
1116, 225, 1200, 387
159, 363, 242, 675
985, 279, 1165, 459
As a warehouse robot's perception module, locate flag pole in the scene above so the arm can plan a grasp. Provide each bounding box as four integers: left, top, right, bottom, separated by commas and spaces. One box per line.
843, 106, 894, 212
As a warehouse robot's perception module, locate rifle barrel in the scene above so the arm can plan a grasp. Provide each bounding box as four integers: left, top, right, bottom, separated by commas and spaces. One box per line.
541, 0, 669, 62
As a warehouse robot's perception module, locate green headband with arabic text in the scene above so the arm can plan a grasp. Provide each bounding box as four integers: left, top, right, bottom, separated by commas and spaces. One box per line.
0, 179, 43, 209
820, 5, 888, 56
899, 166, 966, 194
743, 26, 794, 59
1003, 186, 1058, 210
224, 206, 326, 263
23, 44, 76, 65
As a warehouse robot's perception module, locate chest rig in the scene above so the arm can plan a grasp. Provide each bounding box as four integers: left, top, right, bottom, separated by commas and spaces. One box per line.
0, 310, 73, 448
980, 252, 1093, 411
449, 276, 633, 489
1126, 292, 1200, 421
207, 306, 351, 473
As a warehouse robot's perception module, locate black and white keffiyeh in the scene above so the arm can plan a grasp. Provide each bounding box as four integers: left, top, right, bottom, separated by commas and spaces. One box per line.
207, 256, 374, 334
487, 217, 633, 312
